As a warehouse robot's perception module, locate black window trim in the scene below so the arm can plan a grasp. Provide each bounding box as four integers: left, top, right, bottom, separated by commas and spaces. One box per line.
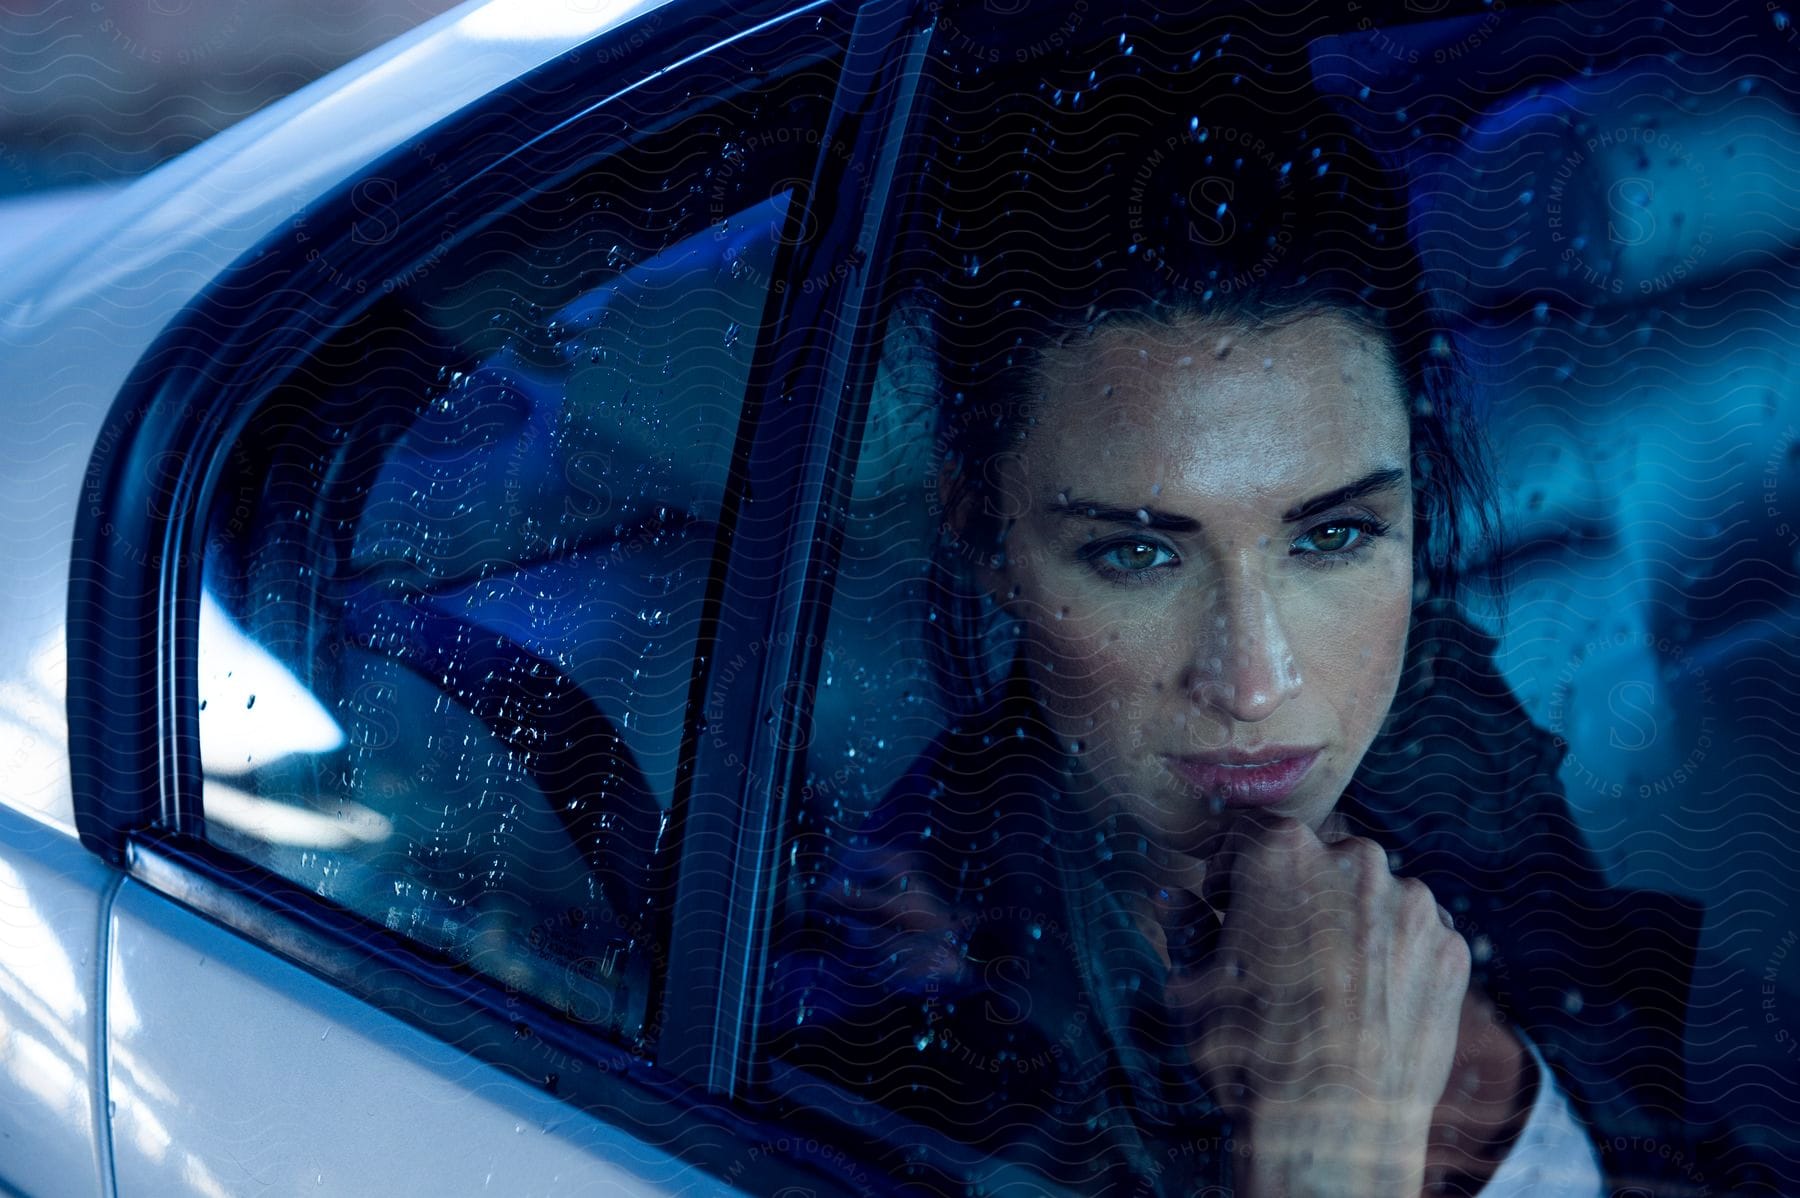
653, 0, 933, 1101
70, 0, 843, 858
64, 1, 927, 1194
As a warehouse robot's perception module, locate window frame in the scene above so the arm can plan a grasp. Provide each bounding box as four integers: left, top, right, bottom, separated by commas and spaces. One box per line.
725, 0, 1604, 1187
66, 0, 930, 1192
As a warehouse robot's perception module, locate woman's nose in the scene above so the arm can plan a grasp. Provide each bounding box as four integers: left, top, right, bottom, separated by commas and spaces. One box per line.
1183, 562, 1302, 723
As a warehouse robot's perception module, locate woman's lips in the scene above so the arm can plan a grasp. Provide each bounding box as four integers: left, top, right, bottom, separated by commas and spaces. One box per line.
1160, 748, 1323, 807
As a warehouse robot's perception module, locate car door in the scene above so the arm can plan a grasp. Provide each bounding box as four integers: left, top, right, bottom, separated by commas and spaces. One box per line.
62, 0, 933, 1192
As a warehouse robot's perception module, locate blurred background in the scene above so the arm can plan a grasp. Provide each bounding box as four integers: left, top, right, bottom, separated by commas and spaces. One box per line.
0, 0, 463, 258
1313, 3, 1800, 1165
1304, 0, 1800, 974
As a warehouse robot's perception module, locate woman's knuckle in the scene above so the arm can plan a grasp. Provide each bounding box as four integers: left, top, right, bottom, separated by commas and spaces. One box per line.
1396, 876, 1434, 913
1331, 835, 1388, 885
1338, 840, 1389, 906
1348, 835, 1390, 872
1397, 879, 1442, 926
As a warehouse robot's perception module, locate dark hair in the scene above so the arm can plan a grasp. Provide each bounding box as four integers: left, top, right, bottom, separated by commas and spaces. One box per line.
901, 36, 1506, 720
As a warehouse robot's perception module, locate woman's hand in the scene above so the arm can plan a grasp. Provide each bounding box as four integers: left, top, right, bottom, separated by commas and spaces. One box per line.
1162, 812, 1472, 1198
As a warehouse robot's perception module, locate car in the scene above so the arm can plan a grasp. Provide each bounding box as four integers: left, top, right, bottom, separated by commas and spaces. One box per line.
3, 0, 1799, 1193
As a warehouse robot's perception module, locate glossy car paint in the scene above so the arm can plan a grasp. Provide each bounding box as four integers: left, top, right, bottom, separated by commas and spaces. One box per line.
0, 805, 116, 1197
105, 879, 730, 1196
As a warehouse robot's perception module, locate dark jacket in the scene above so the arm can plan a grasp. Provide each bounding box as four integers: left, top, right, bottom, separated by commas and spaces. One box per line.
1338, 601, 1718, 1197
766, 599, 1775, 1195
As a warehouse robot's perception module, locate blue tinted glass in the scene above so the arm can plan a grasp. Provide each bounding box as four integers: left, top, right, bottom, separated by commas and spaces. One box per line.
759, 10, 1800, 1197
195, 74, 830, 1051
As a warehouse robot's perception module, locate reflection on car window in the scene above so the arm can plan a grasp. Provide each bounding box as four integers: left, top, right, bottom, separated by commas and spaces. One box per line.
759, 10, 1800, 1198
196, 71, 835, 1051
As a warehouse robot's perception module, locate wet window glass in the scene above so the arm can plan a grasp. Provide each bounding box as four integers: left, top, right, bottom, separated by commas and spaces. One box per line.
195, 70, 838, 1052
761, 6, 1800, 1196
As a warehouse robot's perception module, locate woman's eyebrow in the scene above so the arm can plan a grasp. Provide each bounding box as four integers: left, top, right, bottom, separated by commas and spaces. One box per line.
1051, 497, 1200, 532
1052, 466, 1406, 534
1281, 466, 1407, 524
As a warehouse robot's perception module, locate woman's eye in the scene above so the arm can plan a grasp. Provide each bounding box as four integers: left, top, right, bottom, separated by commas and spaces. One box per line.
1297, 523, 1361, 554
1094, 540, 1177, 574
1291, 516, 1391, 562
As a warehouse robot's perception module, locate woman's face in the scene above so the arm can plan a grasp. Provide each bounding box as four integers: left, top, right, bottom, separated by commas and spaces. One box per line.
983, 308, 1414, 857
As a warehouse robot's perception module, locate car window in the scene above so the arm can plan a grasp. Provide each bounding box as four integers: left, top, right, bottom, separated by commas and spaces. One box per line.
193, 67, 838, 1052
752, 6, 1800, 1197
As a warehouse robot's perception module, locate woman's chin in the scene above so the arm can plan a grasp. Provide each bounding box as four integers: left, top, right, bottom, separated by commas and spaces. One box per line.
1148, 807, 1237, 861
1154, 787, 1335, 854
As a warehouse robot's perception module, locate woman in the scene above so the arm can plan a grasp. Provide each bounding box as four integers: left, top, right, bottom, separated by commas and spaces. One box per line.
765, 44, 1714, 1198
